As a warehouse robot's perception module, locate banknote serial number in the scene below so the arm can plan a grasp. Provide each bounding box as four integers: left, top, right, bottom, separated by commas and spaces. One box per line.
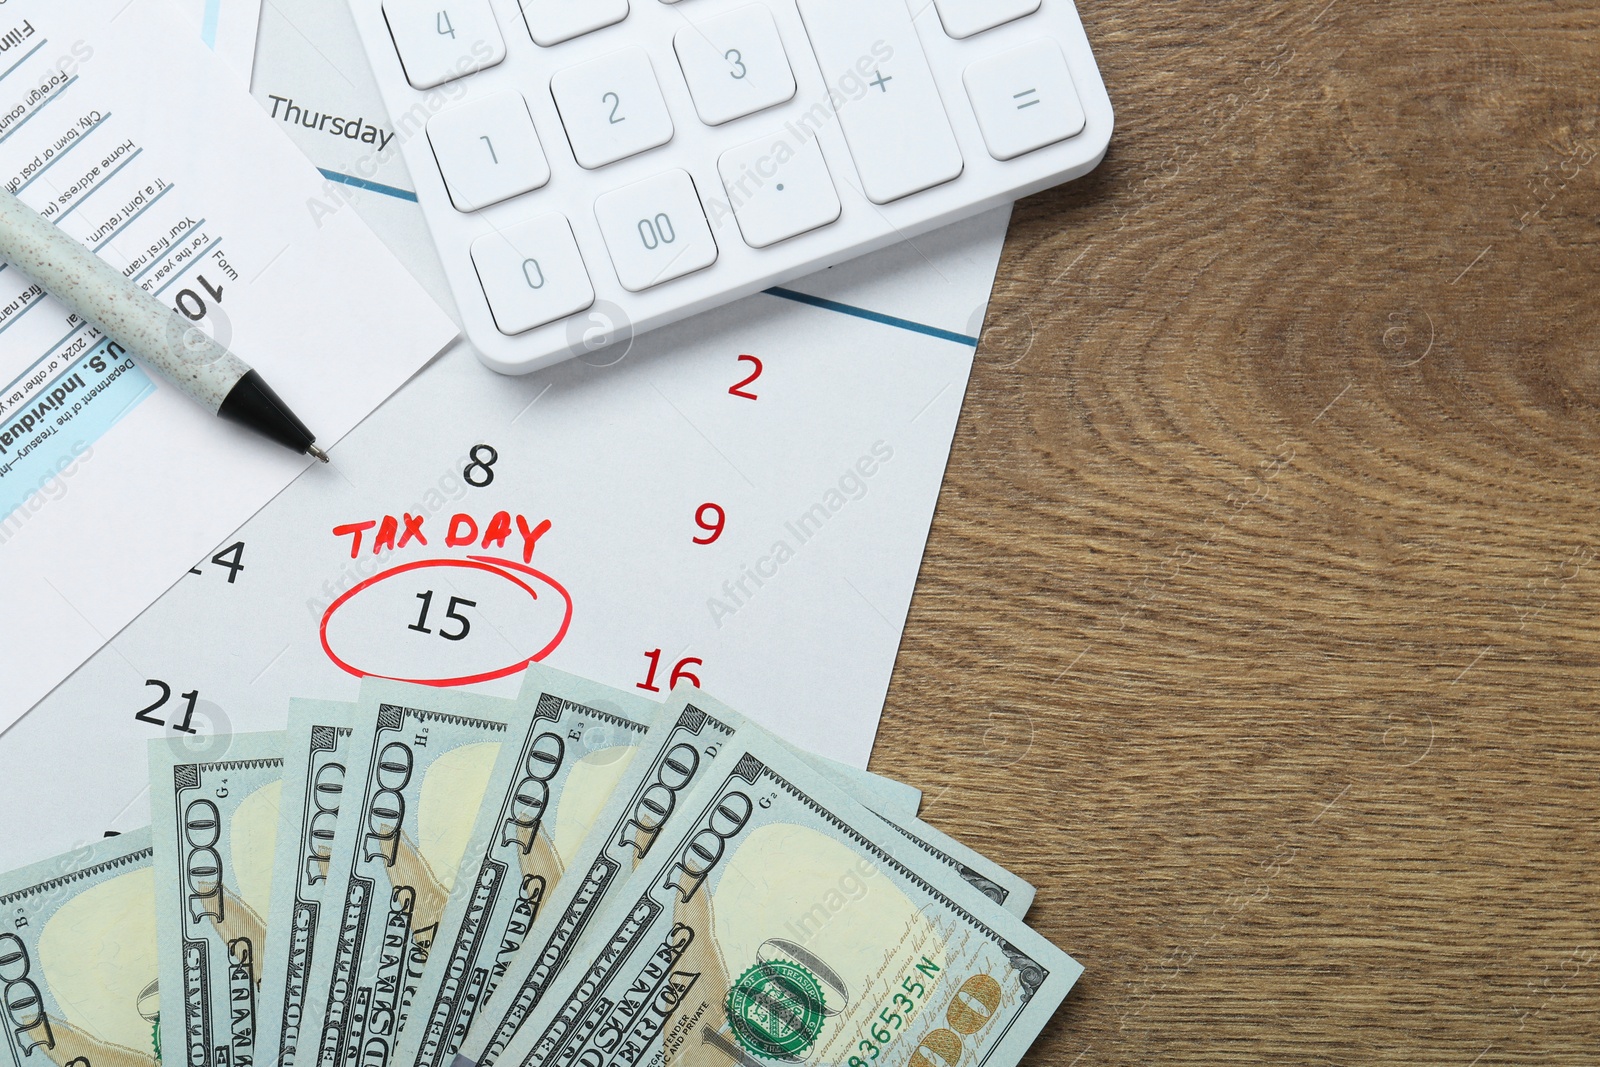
851, 961, 1004, 1066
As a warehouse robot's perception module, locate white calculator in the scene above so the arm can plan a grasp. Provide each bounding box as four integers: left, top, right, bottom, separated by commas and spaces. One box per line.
348, 0, 1113, 374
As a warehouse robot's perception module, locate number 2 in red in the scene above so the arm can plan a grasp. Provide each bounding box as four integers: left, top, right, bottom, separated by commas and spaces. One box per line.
729, 354, 762, 400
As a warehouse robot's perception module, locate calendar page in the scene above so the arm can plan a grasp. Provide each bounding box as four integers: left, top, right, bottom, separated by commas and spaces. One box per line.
0, 0, 1011, 872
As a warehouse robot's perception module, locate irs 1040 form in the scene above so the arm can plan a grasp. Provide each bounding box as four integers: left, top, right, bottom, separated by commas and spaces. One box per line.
0, 0, 458, 728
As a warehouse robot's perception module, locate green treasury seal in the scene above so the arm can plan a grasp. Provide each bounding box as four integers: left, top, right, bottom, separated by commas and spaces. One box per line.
727, 961, 828, 1059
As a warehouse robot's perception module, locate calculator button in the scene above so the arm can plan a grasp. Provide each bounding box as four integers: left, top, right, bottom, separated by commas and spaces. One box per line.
471, 214, 595, 334
551, 47, 675, 170
594, 170, 718, 292
931, 0, 1042, 39
674, 5, 797, 126
520, 0, 629, 48
964, 40, 1086, 161
795, 0, 963, 204
428, 92, 551, 211
382, 0, 505, 91
716, 133, 840, 248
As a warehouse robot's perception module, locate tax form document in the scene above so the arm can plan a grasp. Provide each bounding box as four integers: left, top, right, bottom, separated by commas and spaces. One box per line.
0, 0, 459, 731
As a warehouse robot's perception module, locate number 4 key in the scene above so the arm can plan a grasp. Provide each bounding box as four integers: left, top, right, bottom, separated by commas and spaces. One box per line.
382, 0, 506, 91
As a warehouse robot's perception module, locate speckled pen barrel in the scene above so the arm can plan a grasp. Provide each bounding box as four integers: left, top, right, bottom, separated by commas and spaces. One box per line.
0, 187, 251, 412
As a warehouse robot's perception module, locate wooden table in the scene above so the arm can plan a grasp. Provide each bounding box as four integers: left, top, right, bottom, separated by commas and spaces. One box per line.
871, 2, 1600, 1062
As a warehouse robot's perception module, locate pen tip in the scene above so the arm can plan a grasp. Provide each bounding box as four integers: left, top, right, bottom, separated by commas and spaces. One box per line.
307, 444, 331, 464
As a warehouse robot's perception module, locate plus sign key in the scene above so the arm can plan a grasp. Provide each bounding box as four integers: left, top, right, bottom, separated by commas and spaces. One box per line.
963, 39, 1087, 161
796, 0, 964, 204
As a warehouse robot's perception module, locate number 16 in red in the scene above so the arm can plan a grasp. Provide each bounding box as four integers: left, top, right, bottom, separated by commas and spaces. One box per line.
638, 649, 704, 692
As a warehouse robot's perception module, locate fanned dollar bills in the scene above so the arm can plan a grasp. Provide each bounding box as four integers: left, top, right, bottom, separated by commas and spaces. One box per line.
1, 672, 1076, 1067
489, 729, 1077, 1067
393, 666, 657, 1067
457, 695, 739, 1067
298, 684, 522, 1067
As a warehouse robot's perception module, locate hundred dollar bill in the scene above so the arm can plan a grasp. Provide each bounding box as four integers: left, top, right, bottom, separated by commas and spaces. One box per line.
670, 690, 924, 828
670, 696, 919, 823
150, 732, 287, 1067
458, 689, 927, 1067
874, 816, 1035, 919
298, 682, 522, 1067
455, 695, 738, 1067
494, 733, 1081, 1067
257, 702, 360, 1067
663, 692, 1024, 916
0, 830, 160, 1067
803, 755, 920, 824
390, 666, 659, 1067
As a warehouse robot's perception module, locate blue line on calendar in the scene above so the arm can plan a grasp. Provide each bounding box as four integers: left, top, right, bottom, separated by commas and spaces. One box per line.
764, 288, 980, 347
318, 169, 419, 202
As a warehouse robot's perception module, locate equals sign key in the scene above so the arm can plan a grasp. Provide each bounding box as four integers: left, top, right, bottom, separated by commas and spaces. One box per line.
964, 40, 1087, 160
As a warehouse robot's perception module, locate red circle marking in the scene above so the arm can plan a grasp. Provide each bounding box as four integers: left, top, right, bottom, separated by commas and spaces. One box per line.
319, 557, 574, 686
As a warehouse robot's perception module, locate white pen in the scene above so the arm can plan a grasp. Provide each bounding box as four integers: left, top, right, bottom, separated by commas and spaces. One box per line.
0, 188, 328, 461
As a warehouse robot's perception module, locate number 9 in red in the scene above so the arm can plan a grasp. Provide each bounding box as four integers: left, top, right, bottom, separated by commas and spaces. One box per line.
693, 502, 725, 545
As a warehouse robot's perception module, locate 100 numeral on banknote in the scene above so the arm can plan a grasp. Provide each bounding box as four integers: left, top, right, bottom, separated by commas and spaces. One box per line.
151, 734, 287, 1067
0, 831, 161, 1067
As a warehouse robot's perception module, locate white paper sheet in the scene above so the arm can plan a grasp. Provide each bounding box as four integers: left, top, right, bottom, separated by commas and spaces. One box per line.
0, 0, 458, 731
173, 0, 264, 81
0, 0, 1007, 870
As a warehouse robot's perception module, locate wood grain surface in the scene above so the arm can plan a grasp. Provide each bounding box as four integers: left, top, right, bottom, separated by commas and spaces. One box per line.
871, 2, 1600, 1062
